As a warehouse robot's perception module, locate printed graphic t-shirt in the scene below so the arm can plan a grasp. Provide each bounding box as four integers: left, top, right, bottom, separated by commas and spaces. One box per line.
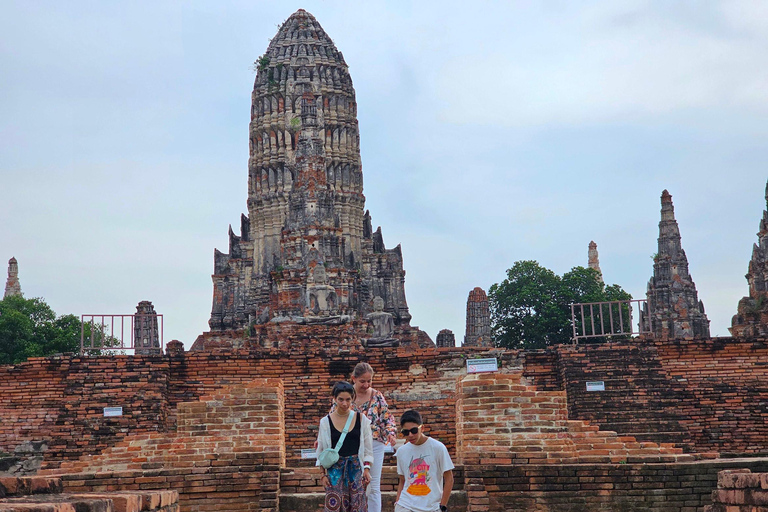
396, 437, 455, 512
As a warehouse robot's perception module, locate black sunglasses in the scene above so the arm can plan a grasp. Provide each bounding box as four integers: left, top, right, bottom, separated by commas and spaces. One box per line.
401, 427, 420, 436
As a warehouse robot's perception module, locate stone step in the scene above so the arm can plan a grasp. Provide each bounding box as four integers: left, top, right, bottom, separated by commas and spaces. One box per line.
279, 490, 467, 512
0, 491, 179, 512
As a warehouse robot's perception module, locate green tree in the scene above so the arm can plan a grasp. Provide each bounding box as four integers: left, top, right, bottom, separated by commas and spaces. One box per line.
0, 296, 81, 364
489, 261, 632, 349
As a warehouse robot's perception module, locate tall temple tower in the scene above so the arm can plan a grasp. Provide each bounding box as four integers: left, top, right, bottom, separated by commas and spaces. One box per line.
209, 10, 410, 330
4, 257, 21, 299
587, 241, 603, 283
642, 190, 710, 339
731, 179, 768, 337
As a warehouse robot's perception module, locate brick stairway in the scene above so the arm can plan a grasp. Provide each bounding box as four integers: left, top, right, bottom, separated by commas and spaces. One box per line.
278, 465, 467, 512
0, 475, 177, 511
555, 343, 697, 452
456, 372, 694, 466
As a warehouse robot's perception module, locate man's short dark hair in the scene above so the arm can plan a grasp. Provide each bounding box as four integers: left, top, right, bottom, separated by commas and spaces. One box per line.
400, 409, 422, 426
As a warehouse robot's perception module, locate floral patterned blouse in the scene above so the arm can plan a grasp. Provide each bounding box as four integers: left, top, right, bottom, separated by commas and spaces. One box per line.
331, 389, 397, 444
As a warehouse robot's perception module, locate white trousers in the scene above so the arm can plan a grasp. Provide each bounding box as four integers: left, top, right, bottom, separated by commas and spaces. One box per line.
367, 440, 386, 512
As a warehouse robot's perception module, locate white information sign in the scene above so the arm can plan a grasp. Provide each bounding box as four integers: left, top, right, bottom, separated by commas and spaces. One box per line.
586, 381, 605, 392
301, 449, 317, 459
103, 406, 123, 417
466, 358, 499, 374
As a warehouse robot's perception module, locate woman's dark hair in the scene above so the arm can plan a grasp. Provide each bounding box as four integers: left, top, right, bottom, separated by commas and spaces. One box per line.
332, 381, 356, 398
400, 409, 423, 426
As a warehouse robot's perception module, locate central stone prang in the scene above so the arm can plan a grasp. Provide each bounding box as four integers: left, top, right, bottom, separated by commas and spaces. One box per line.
208, 9, 411, 331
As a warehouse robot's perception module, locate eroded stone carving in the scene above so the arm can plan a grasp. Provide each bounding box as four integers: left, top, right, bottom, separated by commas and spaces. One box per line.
209, 10, 411, 331
306, 265, 338, 315
364, 296, 398, 348
731, 180, 768, 338
641, 190, 710, 339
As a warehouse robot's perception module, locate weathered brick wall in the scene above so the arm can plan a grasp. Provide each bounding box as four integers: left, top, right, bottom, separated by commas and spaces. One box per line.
705, 468, 768, 512
0, 355, 170, 466
528, 338, 768, 456
1, 338, 513, 467
521, 350, 562, 391
40, 379, 284, 512
655, 338, 768, 455
5, 332, 768, 471
45, 378, 285, 474
164, 335, 521, 465
472, 459, 768, 512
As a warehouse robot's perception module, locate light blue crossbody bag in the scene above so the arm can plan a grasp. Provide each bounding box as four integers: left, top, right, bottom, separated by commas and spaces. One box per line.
318, 411, 355, 469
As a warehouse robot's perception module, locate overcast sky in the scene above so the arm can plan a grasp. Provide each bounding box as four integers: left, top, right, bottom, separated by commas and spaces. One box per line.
2, 1, 767, 348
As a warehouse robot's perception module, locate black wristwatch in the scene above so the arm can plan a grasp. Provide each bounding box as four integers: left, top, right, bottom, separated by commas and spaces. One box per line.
440, 506, 448, 512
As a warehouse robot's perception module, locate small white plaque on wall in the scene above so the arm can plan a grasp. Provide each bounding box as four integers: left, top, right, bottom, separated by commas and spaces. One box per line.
467, 358, 499, 374
586, 381, 605, 392
103, 406, 123, 417
301, 449, 317, 459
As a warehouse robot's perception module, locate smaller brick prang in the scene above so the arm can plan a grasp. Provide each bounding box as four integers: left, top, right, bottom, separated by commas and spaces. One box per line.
134, 301, 161, 355
464, 287, 492, 347
436, 329, 456, 348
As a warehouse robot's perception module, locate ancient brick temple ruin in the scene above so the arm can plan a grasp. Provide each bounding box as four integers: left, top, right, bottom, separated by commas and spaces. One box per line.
463, 287, 492, 347
3, 257, 21, 299
133, 301, 161, 356
7, 10, 768, 512
731, 179, 768, 337
208, 9, 410, 332
642, 190, 710, 339
436, 328, 456, 348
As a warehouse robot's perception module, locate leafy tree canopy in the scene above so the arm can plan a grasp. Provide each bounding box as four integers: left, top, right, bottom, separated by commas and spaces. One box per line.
489, 261, 632, 350
0, 295, 82, 365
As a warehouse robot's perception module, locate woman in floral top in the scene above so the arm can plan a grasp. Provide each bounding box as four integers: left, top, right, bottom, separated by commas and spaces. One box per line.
331, 362, 397, 512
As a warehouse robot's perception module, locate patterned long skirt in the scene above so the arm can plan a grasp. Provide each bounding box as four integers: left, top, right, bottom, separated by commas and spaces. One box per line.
324, 455, 368, 512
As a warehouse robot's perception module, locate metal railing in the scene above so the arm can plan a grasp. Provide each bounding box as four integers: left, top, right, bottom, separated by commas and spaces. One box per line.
80, 314, 164, 355
570, 299, 649, 342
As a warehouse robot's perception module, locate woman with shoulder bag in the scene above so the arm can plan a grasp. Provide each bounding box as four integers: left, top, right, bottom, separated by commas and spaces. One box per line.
347, 362, 397, 512
316, 381, 373, 512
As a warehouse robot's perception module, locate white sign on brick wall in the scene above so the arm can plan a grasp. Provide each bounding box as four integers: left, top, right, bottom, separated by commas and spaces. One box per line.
466, 358, 498, 374
301, 449, 317, 459
586, 381, 605, 392
103, 406, 123, 417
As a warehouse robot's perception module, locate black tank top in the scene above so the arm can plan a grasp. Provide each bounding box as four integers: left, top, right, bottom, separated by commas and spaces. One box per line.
329, 412, 361, 457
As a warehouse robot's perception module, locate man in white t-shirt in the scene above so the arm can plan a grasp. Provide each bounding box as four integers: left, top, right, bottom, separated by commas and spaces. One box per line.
395, 409, 454, 512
